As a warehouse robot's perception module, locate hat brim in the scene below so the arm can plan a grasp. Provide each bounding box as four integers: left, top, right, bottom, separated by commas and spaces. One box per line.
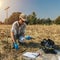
21, 17, 26, 21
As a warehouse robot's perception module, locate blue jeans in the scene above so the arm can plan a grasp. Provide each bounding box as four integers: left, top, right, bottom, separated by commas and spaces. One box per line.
14, 35, 25, 43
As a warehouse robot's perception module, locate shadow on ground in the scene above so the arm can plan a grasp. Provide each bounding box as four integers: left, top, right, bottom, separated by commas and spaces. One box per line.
0, 40, 60, 60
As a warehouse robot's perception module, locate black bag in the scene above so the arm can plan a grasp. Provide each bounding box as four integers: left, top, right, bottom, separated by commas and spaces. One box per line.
41, 39, 57, 54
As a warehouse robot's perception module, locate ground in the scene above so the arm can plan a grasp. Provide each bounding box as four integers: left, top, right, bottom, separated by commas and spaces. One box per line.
0, 24, 60, 60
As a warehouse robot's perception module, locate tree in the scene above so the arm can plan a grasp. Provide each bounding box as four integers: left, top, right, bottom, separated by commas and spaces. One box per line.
54, 16, 60, 24
36, 18, 41, 24
40, 18, 45, 24
45, 18, 52, 25
0, 21, 3, 24
4, 12, 21, 24
27, 12, 37, 25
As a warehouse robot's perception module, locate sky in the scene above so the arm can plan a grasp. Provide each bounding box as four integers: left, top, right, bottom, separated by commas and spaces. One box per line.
0, 0, 60, 22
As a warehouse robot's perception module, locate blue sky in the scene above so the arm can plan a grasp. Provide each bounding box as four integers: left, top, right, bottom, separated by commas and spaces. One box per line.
0, 0, 60, 22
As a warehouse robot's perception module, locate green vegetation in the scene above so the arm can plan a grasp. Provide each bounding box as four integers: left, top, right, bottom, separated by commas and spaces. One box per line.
3, 12, 60, 25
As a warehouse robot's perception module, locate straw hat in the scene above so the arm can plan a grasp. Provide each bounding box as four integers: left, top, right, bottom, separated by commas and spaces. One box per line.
19, 13, 27, 21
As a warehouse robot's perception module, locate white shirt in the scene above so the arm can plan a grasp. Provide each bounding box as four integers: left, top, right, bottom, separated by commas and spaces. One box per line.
11, 21, 26, 35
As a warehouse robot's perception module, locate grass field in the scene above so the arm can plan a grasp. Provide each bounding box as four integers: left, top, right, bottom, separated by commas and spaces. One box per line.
0, 24, 60, 60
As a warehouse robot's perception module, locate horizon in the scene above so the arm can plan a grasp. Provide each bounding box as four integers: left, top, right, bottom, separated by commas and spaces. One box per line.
0, 0, 60, 22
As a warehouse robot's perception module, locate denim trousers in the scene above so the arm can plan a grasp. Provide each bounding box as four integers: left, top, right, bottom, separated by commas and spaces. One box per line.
14, 34, 25, 43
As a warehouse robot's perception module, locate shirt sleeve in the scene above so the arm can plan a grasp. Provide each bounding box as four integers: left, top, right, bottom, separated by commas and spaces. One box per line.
11, 23, 17, 35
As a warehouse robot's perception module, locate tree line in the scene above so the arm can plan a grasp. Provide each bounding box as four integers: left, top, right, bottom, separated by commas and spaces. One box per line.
3, 12, 60, 25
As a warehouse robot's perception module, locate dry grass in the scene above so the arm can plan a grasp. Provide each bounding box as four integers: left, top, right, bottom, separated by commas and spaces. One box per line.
0, 24, 60, 60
